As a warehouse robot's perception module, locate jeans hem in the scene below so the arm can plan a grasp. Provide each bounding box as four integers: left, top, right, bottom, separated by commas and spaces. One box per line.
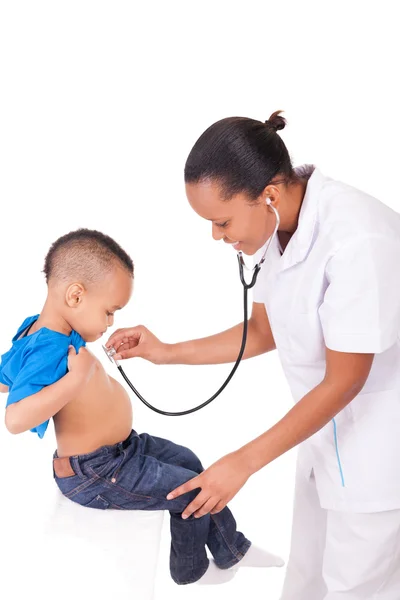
171, 559, 210, 585
215, 539, 252, 570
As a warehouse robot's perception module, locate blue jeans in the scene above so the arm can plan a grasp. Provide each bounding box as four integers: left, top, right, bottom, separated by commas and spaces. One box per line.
53, 430, 251, 584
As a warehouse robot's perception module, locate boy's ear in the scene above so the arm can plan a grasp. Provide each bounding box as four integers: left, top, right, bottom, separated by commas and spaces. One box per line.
66, 283, 85, 308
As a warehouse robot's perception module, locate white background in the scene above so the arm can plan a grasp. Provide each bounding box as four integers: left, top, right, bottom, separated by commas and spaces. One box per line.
0, 1, 399, 599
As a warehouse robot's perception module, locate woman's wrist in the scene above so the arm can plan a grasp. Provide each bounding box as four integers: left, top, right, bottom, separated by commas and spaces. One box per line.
163, 342, 181, 365
236, 427, 280, 476
235, 444, 263, 477
164, 341, 195, 365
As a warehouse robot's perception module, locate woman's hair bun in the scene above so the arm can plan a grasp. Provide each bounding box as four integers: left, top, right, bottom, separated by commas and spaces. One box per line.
265, 110, 286, 132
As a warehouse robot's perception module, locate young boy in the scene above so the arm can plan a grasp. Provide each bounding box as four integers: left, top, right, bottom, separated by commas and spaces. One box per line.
0, 228, 283, 585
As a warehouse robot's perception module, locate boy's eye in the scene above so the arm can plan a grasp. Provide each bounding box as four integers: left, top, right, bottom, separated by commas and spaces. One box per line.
215, 221, 229, 228
106, 312, 114, 317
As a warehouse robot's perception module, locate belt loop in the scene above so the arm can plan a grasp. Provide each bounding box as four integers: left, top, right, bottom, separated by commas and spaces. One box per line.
70, 456, 85, 479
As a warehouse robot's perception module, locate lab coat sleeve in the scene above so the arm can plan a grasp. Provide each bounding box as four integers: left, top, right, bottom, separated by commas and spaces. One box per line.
319, 235, 400, 354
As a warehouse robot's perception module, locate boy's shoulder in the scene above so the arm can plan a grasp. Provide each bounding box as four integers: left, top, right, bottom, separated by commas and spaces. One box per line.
11, 314, 40, 342
0, 315, 86, 387
9, 315, 84, 353
10, 315, 85, 350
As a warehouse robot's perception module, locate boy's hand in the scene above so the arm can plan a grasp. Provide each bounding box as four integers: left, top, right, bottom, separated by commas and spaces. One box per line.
105, 326, 170, 364
67, 346, 97, 384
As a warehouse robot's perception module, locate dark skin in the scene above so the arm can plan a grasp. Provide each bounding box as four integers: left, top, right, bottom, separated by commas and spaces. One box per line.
167, 348, 374, 518
106, 175, 375, 519
165, 177, 375, 518
278, 230, 294, 253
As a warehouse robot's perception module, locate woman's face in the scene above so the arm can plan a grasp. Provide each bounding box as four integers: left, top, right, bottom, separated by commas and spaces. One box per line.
186, 180, 277, 256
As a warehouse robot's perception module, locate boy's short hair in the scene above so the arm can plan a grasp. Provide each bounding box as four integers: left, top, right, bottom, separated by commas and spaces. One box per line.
43, 229, 134, 285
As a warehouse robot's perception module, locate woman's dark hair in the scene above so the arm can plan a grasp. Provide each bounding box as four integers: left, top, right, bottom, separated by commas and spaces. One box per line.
184, 111, 294, 200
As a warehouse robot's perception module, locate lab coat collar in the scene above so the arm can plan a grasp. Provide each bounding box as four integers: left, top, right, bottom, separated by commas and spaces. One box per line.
278, 164, 325, 272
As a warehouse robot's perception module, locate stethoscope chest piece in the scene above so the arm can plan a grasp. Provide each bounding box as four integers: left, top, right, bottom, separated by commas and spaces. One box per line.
102, 203, 280, 416
102, 344, 120, 366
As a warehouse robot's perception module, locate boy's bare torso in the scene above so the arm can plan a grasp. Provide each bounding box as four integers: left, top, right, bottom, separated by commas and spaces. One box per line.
54, 353, 133, 457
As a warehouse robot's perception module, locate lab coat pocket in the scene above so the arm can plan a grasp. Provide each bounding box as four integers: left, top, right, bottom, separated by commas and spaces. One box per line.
287, 310, 325, 364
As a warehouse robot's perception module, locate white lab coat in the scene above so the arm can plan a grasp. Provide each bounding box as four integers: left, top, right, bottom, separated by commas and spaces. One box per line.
253, 165, 400, 598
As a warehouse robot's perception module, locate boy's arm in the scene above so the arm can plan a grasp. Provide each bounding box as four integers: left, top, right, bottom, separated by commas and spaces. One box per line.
0, 384, 9, 393
5, 346, 96, 435
5, 372, 81, 434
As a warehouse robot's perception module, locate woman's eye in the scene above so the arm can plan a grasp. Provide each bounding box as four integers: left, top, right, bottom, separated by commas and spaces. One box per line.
216, 221, 229, 228
106, 312, 114, 317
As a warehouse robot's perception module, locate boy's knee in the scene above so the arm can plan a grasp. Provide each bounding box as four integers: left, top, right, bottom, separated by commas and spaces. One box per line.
184, 449, 204, 474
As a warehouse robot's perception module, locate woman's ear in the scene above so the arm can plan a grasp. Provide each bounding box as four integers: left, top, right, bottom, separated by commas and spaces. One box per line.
262, 183, 282, 212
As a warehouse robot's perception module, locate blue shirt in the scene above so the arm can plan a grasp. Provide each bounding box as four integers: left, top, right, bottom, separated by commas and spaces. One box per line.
0, 315, 86, 438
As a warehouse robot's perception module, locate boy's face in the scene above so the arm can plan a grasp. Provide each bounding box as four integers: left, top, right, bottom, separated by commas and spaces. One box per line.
67, 266, 133, 342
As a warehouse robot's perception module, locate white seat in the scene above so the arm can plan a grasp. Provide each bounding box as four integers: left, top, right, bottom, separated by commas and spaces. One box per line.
37, 491, 164, 600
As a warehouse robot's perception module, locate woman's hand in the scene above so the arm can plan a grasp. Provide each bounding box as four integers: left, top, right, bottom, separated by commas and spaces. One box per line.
105, 326, 171, 364
167, 451, 252, 519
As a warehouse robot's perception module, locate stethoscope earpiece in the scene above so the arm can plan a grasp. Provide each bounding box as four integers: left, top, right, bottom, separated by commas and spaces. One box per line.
238, 200, 280, 286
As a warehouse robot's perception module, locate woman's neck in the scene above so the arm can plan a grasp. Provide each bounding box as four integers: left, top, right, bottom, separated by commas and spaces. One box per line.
276, 176, 309, 253
280, 176, 309, 234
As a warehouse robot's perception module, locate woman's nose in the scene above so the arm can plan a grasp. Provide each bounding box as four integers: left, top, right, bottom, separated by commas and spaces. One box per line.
107, 315, 114, 327
212, 223, 224, 241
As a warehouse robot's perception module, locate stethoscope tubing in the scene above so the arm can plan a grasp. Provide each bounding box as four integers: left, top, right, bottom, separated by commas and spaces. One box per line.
107, 204, 280, 416
117, 273, 250, 416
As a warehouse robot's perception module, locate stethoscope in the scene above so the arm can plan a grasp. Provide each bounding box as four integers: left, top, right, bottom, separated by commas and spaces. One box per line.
102, 198, 280, 416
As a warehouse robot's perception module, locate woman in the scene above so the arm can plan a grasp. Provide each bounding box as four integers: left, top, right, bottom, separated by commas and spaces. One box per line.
107, 112, 400, 599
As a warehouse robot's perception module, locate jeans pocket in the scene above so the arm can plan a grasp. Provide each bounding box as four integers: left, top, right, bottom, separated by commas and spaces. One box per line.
84, 495, 110, 510
55, 474, 82, 498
